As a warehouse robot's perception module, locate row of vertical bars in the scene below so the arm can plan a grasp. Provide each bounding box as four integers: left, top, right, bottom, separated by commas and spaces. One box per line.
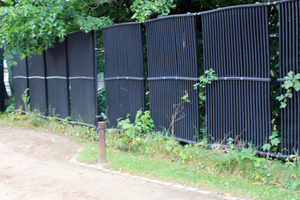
103, 23, 145, 128
145, 16, 200, 141
13, 31, 98, 126
279, 0, 300, 155
201, 5, 271, 149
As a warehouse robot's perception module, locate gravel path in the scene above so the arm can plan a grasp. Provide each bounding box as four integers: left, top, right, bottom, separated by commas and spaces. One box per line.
0, 126, 234, 200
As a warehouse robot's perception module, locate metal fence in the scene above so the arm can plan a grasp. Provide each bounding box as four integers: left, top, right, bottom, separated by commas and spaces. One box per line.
9, 0, 300, 156
103, 23, 145, 128
145, 15, 200, 142
67, 31, 98, 126
45, 38, 70, 119
278, 0, 300, 155
27, 53, 48, 113
13, 31, 98, 127
201, 5, 271, 149
13, 55, 28, 111
103, 0, 300, 156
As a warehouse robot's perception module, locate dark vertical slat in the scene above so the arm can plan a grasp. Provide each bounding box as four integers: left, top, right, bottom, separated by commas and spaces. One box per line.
103, 24, 145, 127
288, 2, 292, 153
296, 1, 300, 155
27, 53, 47, 114
13, 56, 28, 111
94, 30, 99, 126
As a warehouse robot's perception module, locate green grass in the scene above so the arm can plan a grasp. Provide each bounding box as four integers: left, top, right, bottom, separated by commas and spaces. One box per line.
0, 112, 300, 200
75, 139, 98, 163
74, 142, 300, 200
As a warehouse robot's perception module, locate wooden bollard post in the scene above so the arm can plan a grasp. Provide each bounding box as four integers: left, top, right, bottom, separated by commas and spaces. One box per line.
98, 122, 106, 164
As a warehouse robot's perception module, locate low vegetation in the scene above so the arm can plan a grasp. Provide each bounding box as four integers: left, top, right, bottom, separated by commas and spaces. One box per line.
0, 110, 299, 200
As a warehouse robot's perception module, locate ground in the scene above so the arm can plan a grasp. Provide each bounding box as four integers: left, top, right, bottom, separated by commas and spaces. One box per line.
0, 126, 237, 200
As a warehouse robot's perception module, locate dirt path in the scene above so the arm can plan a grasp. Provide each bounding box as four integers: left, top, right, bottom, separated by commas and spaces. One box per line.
0, 126, 232, 200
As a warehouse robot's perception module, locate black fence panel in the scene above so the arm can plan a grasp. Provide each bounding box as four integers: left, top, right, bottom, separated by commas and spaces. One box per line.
67, 31, 97, 126
201, 5, 271, 148
103, 23, 145, 128
13, 56, 29, 111
27, 53, 47, 114
278, 0, 300, 155
45, 38, 70, 119
145, 15, 200, 141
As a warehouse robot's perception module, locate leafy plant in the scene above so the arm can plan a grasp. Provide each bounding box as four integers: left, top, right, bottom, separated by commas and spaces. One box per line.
97, 87, 106, 117
262, 131, 281, 153
64, 115, 72, 122
193, 68, 218, 105
131, 0, 176, 22
21, 88, 30, 112
276, 71, 300, 108
181, 91, 190, 102
116, 109, 154, 152
4, 97, 15, 113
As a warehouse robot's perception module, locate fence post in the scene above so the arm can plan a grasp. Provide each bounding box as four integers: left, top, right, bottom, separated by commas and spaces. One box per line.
98, 122, 106, 164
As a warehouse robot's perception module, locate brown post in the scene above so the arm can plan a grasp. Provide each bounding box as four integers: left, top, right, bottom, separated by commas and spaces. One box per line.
98, 122, 106, 164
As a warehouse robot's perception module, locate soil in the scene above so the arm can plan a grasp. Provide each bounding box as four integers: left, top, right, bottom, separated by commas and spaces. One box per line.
0, 126, 225, 200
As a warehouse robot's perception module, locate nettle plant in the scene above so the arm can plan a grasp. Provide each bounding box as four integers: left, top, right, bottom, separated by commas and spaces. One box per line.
276, 71, 300, 108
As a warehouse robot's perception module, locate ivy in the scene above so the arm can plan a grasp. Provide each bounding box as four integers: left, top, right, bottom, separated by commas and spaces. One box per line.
276, 71, 300, 108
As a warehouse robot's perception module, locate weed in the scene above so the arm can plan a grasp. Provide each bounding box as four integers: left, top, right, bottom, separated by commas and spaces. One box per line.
181, 91, 190, 102
114, 109, 154, 152
193, 68, 218, 105
21, 88, 30, 112
276, 71, 300, 108
4, 97, 15, 113
262, 130, 281, 153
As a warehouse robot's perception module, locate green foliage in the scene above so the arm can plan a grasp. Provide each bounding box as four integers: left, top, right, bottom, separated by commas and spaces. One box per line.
97, 87, 106, 116
193, 68, 218, 105
131, 0, 176, 22
262, 131, 281, 153
105, 127, 300, 191
64, 115, 72, 122
181, 91, 190, 102
115, 109, 154, 151
276, 71, 300, 108
21, 88, 30, 112
4, 97, 15, 113
0, 0, 175, 65
0, 0, 113, 65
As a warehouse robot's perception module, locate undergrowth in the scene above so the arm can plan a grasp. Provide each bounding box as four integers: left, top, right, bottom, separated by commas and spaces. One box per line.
107, 111, 300, 192
1, 110, 99, 142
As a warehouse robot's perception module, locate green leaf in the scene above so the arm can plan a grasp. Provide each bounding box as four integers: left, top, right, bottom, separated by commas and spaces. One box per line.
262, 143, 271, 151
295, 74, 300, 79
284, 81, 293, 89
280, 102, 287, 108
271, 138, 280, 146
